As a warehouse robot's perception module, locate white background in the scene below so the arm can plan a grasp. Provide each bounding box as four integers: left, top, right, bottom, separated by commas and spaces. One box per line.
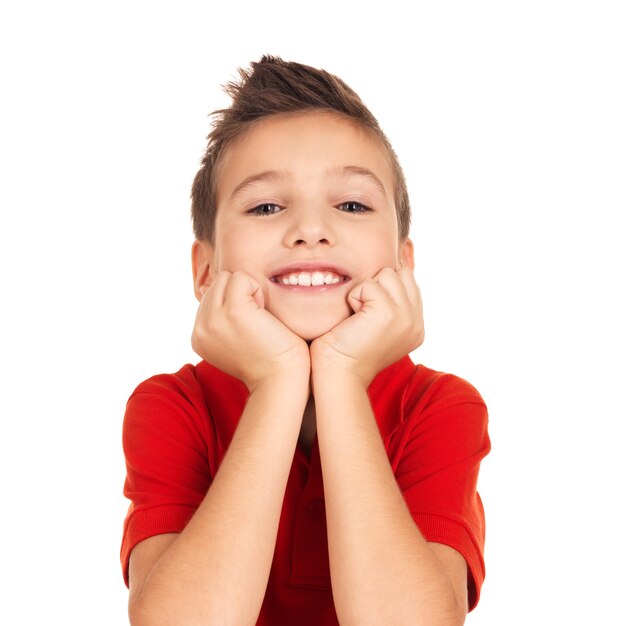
1, 1, 624, 624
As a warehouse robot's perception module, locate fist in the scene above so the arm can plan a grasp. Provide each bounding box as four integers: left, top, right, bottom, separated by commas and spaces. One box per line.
192, 270, 310, 391
311, 267, 424, 386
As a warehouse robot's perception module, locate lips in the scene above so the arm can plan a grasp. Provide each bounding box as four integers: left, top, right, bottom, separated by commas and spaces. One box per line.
269, 262, 351, 288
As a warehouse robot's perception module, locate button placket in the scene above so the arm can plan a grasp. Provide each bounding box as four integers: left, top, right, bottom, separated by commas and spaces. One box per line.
290, 438, 331, 587
306, 497, 325, 517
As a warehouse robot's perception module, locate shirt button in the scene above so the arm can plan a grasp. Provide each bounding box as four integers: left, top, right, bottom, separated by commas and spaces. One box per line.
307, 498, 325, 517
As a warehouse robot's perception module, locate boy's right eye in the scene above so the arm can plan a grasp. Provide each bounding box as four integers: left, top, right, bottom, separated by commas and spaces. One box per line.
248, 203, 282, 216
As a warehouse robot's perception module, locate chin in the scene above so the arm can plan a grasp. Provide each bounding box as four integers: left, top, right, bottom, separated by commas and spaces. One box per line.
281, 312, 349, 342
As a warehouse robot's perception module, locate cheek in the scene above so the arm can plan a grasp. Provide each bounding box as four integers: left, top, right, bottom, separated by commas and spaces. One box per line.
364, 242, 400, 273
214, 229, 262, 272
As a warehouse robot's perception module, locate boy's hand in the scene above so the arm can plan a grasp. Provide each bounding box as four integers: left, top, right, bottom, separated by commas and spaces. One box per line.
192, 270, 310, 392
310, 267, 424, 387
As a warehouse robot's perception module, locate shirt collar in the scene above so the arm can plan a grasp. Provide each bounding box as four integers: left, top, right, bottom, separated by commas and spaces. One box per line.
196, 354, 417, 451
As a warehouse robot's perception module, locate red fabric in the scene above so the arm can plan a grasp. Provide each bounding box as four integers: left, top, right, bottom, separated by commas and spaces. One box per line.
121, 356, 490, 623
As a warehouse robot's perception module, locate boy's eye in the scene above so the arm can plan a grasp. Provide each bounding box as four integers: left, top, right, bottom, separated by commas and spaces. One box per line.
248, 203, 282, 216
338, 201, 372, 214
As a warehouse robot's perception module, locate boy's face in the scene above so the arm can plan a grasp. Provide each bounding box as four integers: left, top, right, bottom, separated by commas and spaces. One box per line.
193, 110, 414, 341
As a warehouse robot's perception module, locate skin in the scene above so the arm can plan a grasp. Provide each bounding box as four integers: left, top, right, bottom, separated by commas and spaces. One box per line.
195, 109, 413, 342
128, 111, 468, 626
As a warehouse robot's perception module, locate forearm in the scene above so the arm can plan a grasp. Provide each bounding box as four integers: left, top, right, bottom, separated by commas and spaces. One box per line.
314, 371, 464, 626
130, 377, 309, 626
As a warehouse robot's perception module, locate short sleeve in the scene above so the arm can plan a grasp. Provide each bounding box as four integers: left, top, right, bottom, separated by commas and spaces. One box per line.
394, 375, 490, 611
120, 376, 213, 587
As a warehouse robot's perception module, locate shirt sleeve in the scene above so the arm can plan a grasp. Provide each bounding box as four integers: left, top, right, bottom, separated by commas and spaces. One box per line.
120, 375, 213, 587
394, 374, 490, 611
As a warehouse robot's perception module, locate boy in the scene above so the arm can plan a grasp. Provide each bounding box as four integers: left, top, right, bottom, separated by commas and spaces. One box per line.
121, 56, 490, 626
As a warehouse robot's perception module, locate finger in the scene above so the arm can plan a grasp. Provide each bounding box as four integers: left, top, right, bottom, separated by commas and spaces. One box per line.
396, 266, 423, 312
373, 266, 412, 308
207, 270, 232, 308
396, 267, 425, 343
372, 267, 424, 342
347, 278, 391, 313
224, 271, 265, 309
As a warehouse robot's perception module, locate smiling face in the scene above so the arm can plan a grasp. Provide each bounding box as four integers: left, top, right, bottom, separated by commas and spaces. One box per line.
192, 110, 414, 341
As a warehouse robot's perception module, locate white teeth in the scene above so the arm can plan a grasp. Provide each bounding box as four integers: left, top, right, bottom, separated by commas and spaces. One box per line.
311, 272, 324, 286
277, 271, 344, 286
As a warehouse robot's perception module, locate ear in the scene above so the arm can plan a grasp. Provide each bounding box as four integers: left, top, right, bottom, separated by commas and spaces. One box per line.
191, 240, 215, 302
398, 238, 415, 270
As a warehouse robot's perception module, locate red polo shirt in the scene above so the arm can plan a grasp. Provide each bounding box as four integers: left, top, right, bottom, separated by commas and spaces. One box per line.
121, 356, 490, 623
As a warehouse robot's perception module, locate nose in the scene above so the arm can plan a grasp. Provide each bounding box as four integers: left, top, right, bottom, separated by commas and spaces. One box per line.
283, 206, 334, 248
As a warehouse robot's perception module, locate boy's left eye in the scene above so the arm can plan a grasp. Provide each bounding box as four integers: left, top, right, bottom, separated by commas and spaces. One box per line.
248, 203, 282, 216
338, 201, 372, 213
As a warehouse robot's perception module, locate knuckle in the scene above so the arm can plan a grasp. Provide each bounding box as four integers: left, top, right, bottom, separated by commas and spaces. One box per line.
380, 306, 395, 325
191, 327, 206, 345
231, 270, 248, 282
190, 331, 202, 353
223, 306, 242, 325
375, 269, 392, 283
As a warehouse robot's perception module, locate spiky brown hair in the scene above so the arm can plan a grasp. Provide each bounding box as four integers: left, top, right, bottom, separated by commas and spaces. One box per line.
191, 55, 410, 244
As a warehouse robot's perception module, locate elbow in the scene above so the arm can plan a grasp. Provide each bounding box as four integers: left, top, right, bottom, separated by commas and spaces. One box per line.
340, 604, 466, 626
433, 600, 467, 626
129, 597, 243, 626
128, 596, 154, 626
423, 594, 466, 626
448, 585, 469, 626
336, 587, 467, 626
128, 596, 175, 626
446, 612, 467, 626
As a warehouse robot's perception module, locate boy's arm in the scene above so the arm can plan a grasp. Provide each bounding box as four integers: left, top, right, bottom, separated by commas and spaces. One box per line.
311, 267, 467, 626
313, 372, 467, 626
128, 271, 310, 626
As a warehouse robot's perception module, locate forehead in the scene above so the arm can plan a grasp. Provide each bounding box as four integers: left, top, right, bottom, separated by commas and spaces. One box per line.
215, 111, 394, 203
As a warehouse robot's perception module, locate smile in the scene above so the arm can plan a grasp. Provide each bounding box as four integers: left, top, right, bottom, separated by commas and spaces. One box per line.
271, 270, 349, 287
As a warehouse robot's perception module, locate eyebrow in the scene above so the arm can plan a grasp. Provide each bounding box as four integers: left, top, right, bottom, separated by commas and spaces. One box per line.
327, 165, 388, 197
228, 165, 388, 202
228, 170, 288, 202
